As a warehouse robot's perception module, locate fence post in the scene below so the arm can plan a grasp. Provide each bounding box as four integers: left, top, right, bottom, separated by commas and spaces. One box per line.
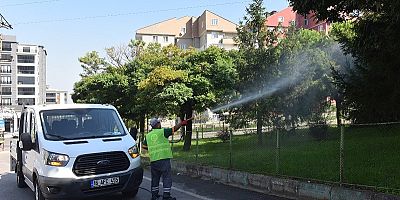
201, 123, 204, 139
275, 128, 280, 175
340, 124, 345, 185
229, 129, 233, 169
196, 127, 199, 165
171, 128, 174, 154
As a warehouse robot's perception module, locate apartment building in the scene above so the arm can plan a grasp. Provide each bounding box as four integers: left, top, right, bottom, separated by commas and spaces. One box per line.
266, 7, 330, 34
46, 86, 68, 104
135, 10, 238, 50
0, 34, 47, 109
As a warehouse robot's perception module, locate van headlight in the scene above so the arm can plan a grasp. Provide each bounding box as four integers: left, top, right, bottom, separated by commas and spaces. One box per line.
128, 145, 139, 158
44, 150, 69, 167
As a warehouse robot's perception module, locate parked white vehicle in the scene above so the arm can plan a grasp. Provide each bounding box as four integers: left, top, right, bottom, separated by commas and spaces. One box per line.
10, 104, 143, 200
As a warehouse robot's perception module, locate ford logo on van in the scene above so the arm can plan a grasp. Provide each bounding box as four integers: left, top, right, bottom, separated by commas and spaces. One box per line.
97, 160, 111, 166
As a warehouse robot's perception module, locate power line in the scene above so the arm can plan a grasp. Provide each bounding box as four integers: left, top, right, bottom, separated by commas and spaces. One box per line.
14, 1, 250, 25
0, 0, 62, 7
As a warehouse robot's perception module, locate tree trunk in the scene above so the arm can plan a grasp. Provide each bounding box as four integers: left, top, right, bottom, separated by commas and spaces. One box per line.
139, 113, 145, 135
256, 102, 264, 145
183, 103, 193, 151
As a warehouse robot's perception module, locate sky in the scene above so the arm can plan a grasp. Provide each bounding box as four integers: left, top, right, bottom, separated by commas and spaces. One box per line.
0, 0, 289, 102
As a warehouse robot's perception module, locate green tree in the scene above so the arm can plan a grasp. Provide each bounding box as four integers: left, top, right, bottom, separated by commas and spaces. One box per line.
290, 0, 400, 123
235, 0, 278, 144
179, 46, 238, 150
78, 51, 108, 77
275, 29, 336, 126
72, 69, 129, 113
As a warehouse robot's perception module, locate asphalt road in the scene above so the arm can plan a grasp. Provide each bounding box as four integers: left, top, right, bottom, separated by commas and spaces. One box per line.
0, 138, 287, 200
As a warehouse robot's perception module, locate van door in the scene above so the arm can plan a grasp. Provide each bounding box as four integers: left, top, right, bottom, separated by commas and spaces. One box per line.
21, 109, 38, 183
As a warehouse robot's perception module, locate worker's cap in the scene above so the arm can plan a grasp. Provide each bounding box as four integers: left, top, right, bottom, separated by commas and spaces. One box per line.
150, 118, 161, 128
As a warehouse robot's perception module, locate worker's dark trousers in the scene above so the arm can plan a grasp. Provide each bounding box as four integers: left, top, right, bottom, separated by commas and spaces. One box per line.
151, 159, 173, 198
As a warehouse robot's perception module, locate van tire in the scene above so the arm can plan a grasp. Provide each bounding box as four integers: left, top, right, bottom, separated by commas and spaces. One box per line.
122, 187, 139, 198
34, 179, 46, 200
16, 169, 27, 188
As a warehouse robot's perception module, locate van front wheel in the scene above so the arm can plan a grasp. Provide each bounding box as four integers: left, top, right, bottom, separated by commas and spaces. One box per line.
34, 179, 46, 200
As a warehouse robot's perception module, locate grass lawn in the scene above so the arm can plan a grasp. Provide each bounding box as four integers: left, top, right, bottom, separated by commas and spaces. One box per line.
171, 124, 400, 192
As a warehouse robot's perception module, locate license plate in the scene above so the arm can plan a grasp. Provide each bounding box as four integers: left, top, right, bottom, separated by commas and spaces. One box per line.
90, 177, 119, 188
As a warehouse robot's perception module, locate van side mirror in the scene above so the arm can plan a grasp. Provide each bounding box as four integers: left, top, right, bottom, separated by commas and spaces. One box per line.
129, 127, 138, 140
20, 132, 33, 151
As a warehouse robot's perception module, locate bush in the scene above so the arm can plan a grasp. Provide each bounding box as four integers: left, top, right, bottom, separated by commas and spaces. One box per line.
217, 129, 230, 142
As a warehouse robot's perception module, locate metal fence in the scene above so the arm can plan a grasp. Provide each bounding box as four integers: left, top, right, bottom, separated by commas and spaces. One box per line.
167, 122, 400, 195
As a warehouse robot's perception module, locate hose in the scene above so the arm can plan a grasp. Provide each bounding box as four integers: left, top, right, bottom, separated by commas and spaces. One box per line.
139, 186, 152, 194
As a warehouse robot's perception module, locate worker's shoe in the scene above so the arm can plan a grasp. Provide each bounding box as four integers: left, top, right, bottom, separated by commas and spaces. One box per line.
162, 197, 176, 200
163, 193, 176, 200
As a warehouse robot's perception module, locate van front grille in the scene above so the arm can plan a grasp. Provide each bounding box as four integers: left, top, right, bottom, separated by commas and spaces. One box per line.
73, 151, 130, 176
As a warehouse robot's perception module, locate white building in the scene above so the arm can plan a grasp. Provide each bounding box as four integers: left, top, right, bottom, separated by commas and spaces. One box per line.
0, 34, 47, 132
1, 35, 47, 108
135, 10, 238, 50
46, 86, 68, 104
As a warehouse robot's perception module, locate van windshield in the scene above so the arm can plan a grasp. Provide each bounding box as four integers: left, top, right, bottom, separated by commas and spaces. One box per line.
40, 108, 127, 141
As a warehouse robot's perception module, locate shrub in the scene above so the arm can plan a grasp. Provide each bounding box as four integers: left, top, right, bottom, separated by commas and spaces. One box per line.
217, 129, 230, 142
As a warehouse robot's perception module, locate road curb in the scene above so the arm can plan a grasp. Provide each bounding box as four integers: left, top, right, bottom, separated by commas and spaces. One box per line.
168, 160, 400, 200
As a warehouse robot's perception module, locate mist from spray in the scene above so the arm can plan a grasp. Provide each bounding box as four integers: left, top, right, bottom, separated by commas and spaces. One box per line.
211, 43, 353, 113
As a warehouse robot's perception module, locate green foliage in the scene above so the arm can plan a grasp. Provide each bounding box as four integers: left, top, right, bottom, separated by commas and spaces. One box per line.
72, 70, 130, 116
236, 0, 269, 49
73, 41, 238, 151
290, 0, 400, 123
78, 51, 108, 77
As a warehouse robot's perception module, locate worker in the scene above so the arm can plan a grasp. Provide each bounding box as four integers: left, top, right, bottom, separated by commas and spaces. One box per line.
142, 117, 189, 200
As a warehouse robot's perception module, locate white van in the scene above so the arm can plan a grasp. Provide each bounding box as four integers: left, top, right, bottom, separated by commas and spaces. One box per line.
11, 104, 143, 200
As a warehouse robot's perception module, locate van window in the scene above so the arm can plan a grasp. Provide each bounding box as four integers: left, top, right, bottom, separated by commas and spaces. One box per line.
40, 108, 126, 141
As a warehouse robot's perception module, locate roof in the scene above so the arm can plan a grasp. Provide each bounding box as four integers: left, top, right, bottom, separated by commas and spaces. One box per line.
26, 104, 117, 112
136, 16, 193, 36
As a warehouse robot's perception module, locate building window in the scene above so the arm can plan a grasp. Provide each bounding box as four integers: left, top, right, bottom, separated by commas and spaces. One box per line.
22, 47, 30, 53
290, 20, 296, 26
181, 27, 186, 34
18, 87, 35, 95
1, 76, 11, 84
46, 93, 56, 97
304, 18, 309, 26
17, 66, 35, 74
152, 36, 158, 42
1, 98, 12, 106
46, 98, 56, 103
18, 76, 35, 85
278, 16, 284, 23
318, 25, 324, 32
202, 21, 204, 28
211, 19, 218, 25
163, 36, 168, 43
212, 32, 218, 39
17, 55, 35, 63
0, 54, 12, 62
1, 42, 12, 51
18, 98, 35, 105
179, 44, 187, 49
1, 87, 11, 95
1, 65, 11, 73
